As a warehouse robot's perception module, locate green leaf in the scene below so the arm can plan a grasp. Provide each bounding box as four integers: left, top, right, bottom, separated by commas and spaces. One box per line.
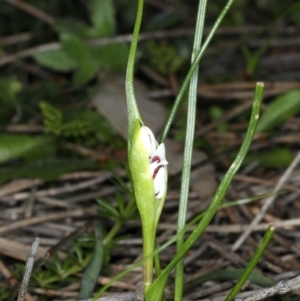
89, 0, 115, 37
0, 134, 55, 163
209, 105, 228, 132
40, 101, 63, 135
257, 89, 300, 132
96, 198, 120, 219
53, 19, 93, 38
77, 225, 104, 300
225, 225, 275, 301
72, 62, 99, 85
61, 33, 90, 62
184, 269, 274, 293
93, 44, 130, 72
34, 49, 78, 72
244, 148, 294, 168
0, 77, 22, 103
61, 33, 99, 85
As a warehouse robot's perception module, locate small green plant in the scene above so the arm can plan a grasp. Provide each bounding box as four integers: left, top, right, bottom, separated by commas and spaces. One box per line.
121, 0, 273, 301
147, 40, 185, 75
40, 101, 93, 137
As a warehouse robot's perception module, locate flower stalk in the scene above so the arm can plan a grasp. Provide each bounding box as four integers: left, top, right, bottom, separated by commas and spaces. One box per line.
125, 0, 168, 292
128, 125, 168, 291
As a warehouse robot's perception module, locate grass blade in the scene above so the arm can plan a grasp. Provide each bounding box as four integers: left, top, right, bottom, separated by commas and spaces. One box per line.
174, 1, 207, 300
159, 0, 236, 143
225, 224, 275, 301
146, 82, 264, 301
77, 225, 103, 300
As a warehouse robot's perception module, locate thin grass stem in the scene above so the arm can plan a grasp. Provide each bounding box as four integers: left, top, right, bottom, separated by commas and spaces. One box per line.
174, 1, 207, 300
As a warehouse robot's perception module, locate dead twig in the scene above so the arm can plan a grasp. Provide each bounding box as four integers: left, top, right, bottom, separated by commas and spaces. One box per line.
232, 151, 300, 250
236, 275, 300, 301
3, 0, 55, 25
17, 238, 40, 301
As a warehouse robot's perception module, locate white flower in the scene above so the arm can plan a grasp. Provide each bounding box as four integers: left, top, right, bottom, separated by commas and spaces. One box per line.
149, 143, 168, 199
140, 126, 157, 158
140, 126, 168, 199
150, 161, 168, 198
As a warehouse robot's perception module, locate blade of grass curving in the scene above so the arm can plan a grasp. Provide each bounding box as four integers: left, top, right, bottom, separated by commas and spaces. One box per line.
159, 0, 235, 143
184, 269, 274, 292
174, 1, 207, 300
153, 240, 162, 277
225, 223, 275, 301
146, 83, 264, 301
77, 225, 103, 300
125, 0, 143, 129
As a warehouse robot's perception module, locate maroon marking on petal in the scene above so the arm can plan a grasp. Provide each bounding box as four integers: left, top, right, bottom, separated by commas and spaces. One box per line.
151, 155, 160, 163
153, 165, 164, 179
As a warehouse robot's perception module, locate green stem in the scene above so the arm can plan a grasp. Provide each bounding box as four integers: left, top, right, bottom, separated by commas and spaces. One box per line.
142, 224, 155, 291
103, 198, 136, 245
103, 220, 122, 246
225, 224, 275, 301
153, 241, 162, 277
146, 83, 264, 301
125, 0, 143, 129
125, 0, 155, 292
174, 1, 207, 300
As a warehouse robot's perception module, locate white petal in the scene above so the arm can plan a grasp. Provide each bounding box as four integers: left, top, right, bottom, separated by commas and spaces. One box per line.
140, 126, 157, 158
154, 166, 167, 199
151, 143, 167, 163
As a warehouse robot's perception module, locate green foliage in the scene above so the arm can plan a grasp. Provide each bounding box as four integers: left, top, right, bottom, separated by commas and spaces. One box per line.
241, 35, 272, 77
257, 89, 300, 132
96, 191, 136, 221
34, 49, 78, 72
40, 101, 92, 137
34, 0, 126, 85
53, 19, 93, 38
244, 147, 293, 168
97, 198, 120, 219
0, 0, 294, 300
62, 120, 93, 138
40, 101, 63, 135
61, 33, 99, 85
34, 35, 129, 85
184, 269, 274, 293
53, 0, 115, 39
0, 134, 56, 164
146, 83, 264, 301
209, 106, 228, 132
147, 40, 185, 75
39, 101, 124, 148
88, 0, 116, 37
6, 238, 97, 297
0, 76, 22, 104
225, 225, 275, 301
0, 287, 11, 300
92, 44, 130, 72
77, 225, 104, 300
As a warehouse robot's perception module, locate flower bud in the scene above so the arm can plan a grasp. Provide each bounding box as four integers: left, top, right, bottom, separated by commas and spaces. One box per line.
149, 143, 168, 199
151, 143, 166, 163
140, 126, 157, 158
135, 125, 168, 200
150, 161, 168, 198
